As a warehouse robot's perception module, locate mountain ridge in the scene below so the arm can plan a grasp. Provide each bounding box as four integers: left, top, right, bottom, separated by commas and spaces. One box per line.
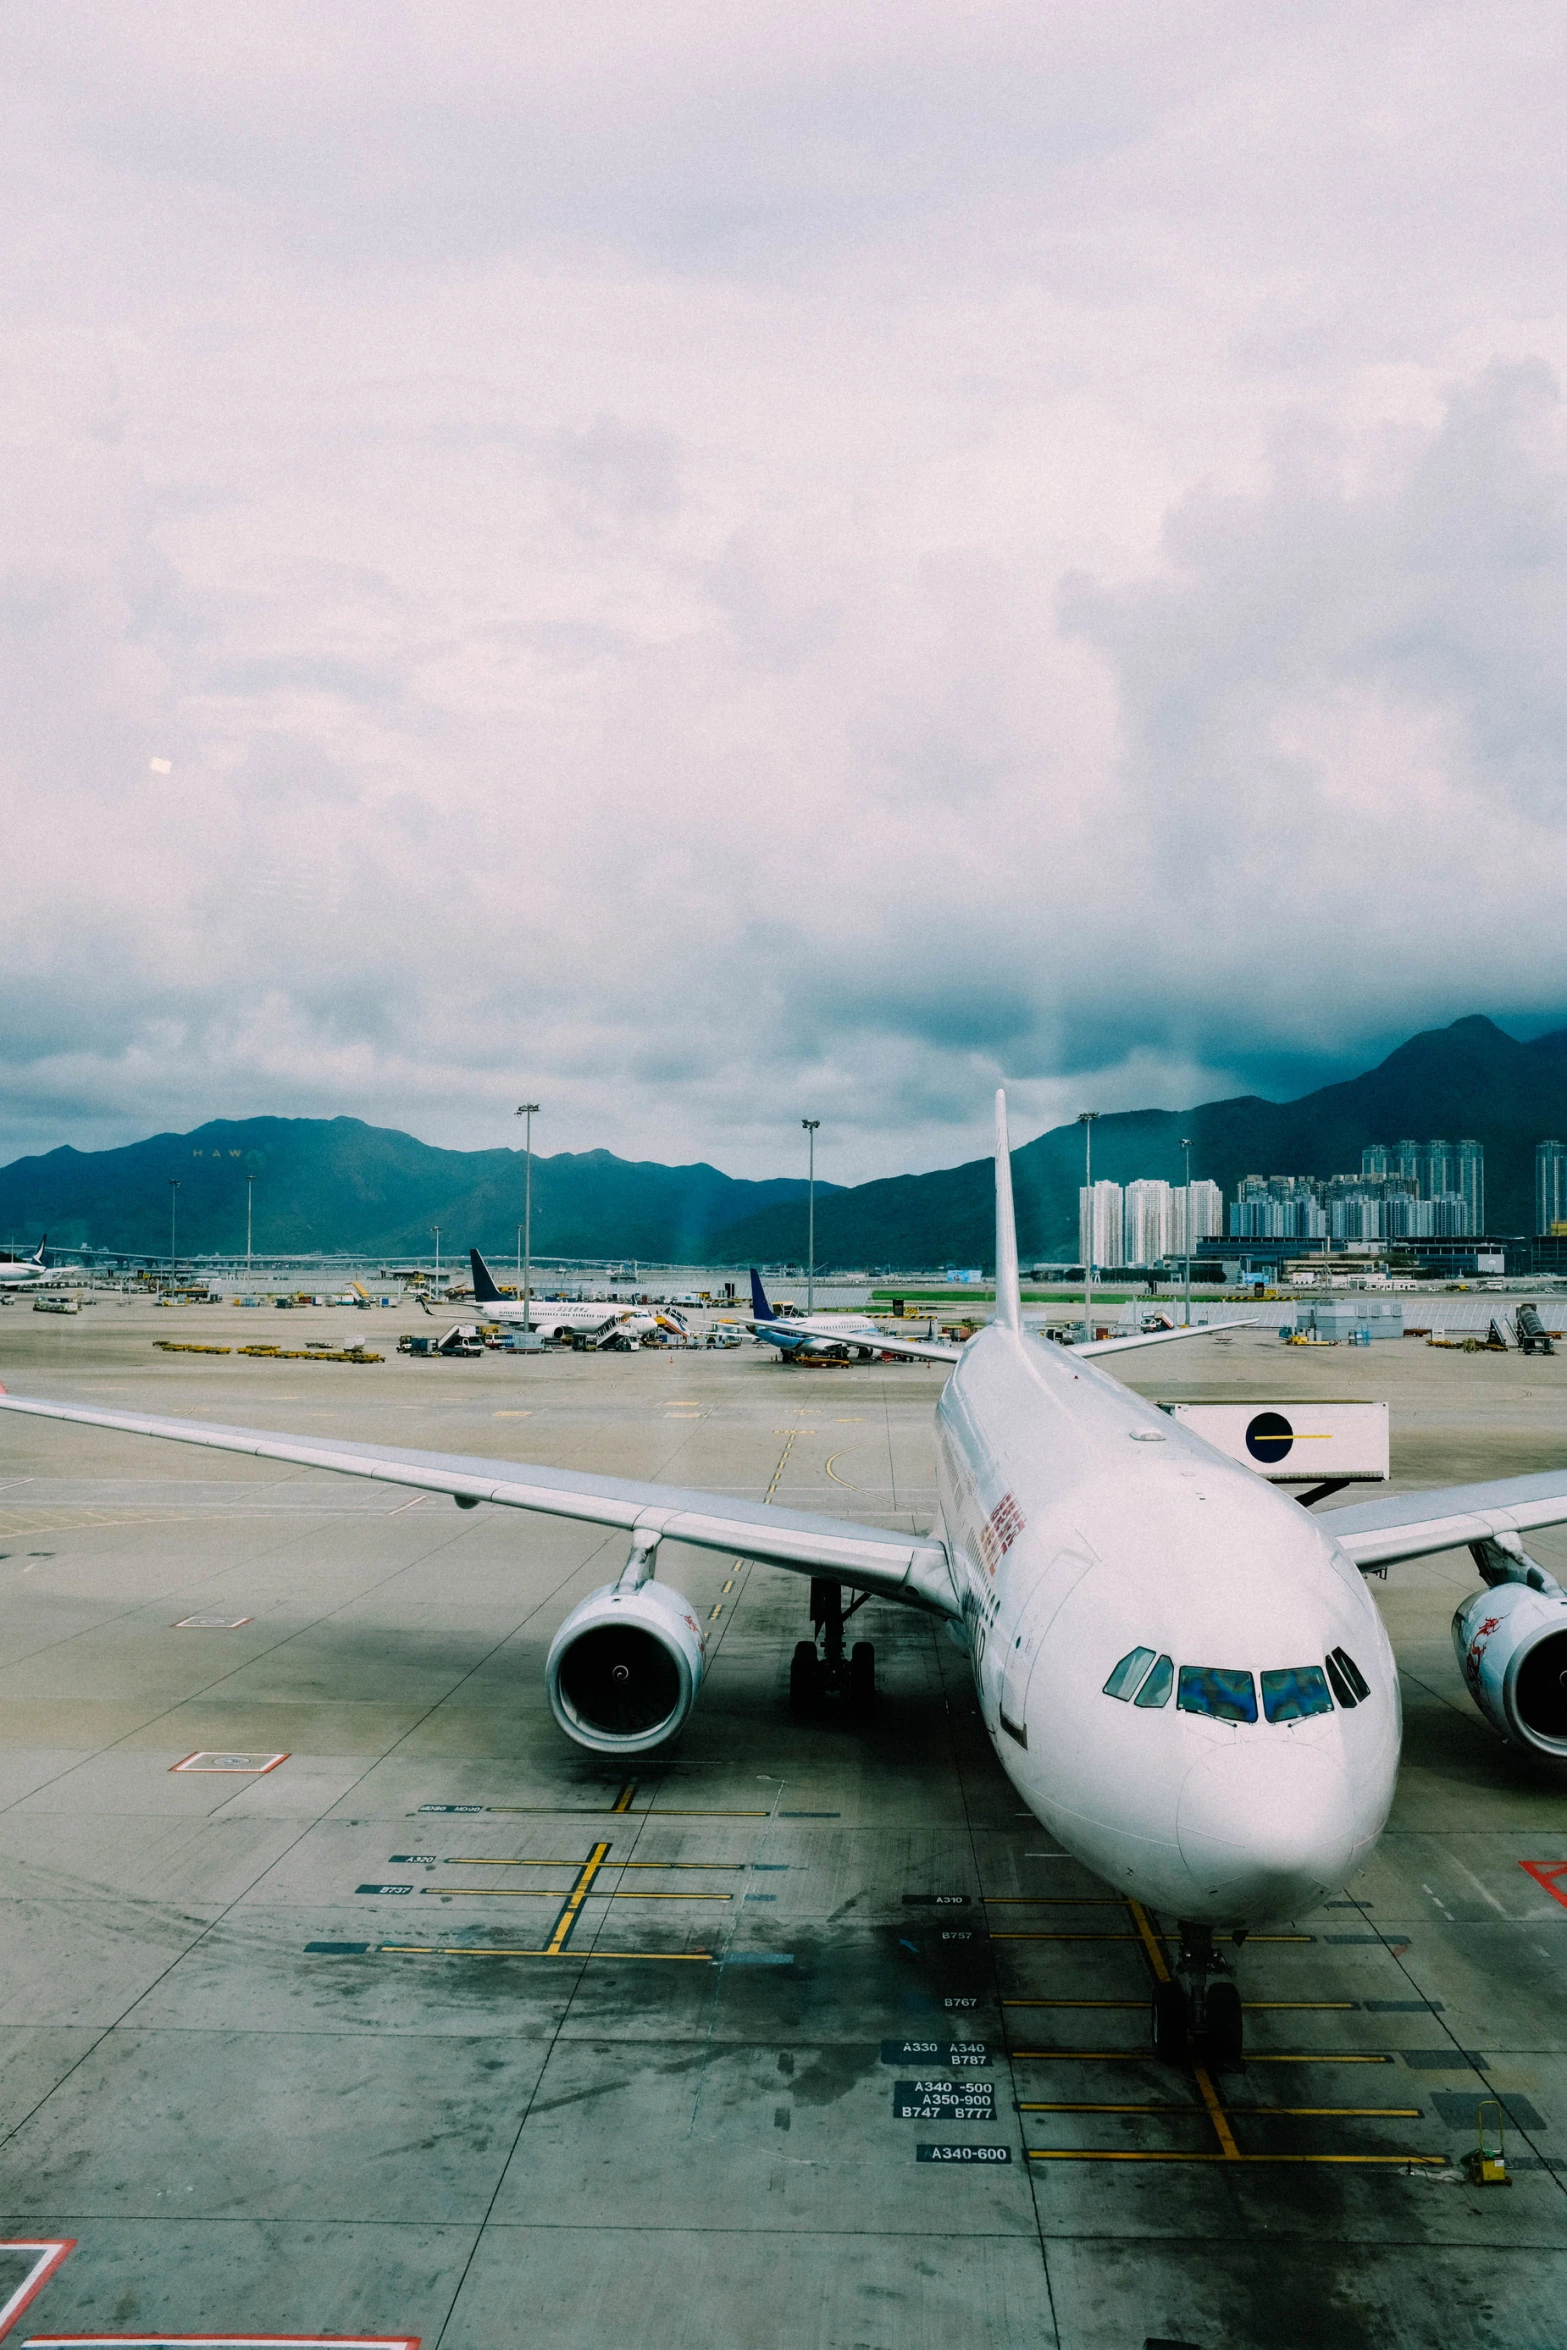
3, 1014, 1563, 1265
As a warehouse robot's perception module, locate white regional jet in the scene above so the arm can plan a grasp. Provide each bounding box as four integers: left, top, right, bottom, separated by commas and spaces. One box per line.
0, 1237, 55, 1290
4, 1100, 1567, 2062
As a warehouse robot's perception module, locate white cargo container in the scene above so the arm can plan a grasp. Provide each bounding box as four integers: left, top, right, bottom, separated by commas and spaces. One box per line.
1162, 1399, 1389, 1485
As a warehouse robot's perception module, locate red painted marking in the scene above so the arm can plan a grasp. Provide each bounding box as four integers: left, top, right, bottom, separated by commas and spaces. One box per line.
0, 2242, 74, 2342
1520, 1860, 1567, 1911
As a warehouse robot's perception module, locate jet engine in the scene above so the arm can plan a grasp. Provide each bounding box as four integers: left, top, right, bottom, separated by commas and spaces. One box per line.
1453, 1564, 1567, 1758
545, 1574, 706, 1754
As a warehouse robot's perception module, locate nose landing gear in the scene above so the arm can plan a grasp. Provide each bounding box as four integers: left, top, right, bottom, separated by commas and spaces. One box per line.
1151, 1923, 1246, 2065
789, 1579, 876, 1720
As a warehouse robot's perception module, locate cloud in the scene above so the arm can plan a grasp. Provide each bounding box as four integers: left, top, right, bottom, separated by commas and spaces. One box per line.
4, 3, 1567, 1180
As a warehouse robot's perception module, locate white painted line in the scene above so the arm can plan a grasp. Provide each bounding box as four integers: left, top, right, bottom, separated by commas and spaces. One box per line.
0, 2241, 74, 2341
169, 1752, 288, 1775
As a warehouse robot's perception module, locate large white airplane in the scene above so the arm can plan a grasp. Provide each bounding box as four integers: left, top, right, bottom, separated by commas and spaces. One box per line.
3, 1100, 1566, 2062
467, 1250, 689, 1342
0, 1237, 55, 1290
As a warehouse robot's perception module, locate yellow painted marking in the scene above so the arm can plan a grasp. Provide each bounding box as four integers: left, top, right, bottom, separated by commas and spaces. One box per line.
1192, 2063, 1241, 2159
1001, 1998, 1354, 2012
989, 1931, 1308, 1944
722, 1579, 735, 1593
1127, 1897, 1171, 1986
709, 1604, 723, 1621
492, 1410, 532, 1418
1028, 2151, 1444, 2166
450, 1858, 743, 1870
546, 1840, 611, 1953
425, 1887, 732, 1901
1009, 2048, 1395, 2065
1010, 2115, 1428, 2133
765, 1433, 798, 1499
824, 1454, 854, 1488
485, 1804, 769, 1818
987, 1896, 1139, 1906
381, 1943, 713, 1963
612, 1783, 637, 1813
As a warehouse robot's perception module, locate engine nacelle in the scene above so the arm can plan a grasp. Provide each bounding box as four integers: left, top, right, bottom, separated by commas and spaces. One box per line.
545, 1576, 706, 1754
1453, 1578, 1567, 1756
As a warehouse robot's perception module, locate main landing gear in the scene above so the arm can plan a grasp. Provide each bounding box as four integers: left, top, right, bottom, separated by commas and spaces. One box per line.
789, 1579, 877, 1721
1152, 1923, 1248, 2066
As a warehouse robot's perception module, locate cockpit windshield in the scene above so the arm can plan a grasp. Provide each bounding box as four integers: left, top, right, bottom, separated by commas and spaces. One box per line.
1260, 1665, 1334, 1723
1176, 1666, 1258, 1723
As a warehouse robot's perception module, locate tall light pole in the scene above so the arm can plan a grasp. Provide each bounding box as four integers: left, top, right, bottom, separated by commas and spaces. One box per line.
1180, 1137, 1194, 1328
802, 1120, 820, 1313
432, 1225, 440, 1292
516, 1103, 539, 1332
168, 1178, 180, 1294
245, 1173, 255, 1286
1077, 1112, 1099, 1339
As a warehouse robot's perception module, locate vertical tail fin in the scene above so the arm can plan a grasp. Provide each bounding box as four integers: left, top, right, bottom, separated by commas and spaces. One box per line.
994, 1091, 1021, 1335
748, 1267, 773, 1321
469, 1248, 503, 1305
33, 1235, 47, 1266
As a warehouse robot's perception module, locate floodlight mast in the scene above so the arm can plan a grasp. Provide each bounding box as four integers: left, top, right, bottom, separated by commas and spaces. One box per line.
1077, 1113, 1099, 1338
516, 1104, 540, 1332
168, 1178, 179, 1294
802, 1120, 820, 1313
1180, 1137, 1194, 1328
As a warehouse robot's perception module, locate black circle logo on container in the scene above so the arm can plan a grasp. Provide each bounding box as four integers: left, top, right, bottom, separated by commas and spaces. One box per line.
1245, 1410, 1295, 1463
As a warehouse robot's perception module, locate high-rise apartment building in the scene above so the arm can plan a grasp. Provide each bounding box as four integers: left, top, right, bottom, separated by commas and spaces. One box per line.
1537, 1140, 1567, 1235
1456, 1140, 1484, 1233
1170, 1180, 1223, 1253
1361, 1139, 1484, 1218
1122, 1179, 1172, 1267
1079, 1181, 1124, 1270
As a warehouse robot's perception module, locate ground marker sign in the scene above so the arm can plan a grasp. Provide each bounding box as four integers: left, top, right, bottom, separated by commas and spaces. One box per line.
1520, 1860, 1567, 1910
0, 2242, 73, 2342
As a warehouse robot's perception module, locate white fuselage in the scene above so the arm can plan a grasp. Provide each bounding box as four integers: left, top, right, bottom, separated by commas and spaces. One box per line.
0, 1257, 53, 1290
936, 1322, 1399, 1926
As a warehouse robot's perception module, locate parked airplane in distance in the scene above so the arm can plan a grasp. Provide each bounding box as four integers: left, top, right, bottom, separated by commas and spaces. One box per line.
0, 1237, 55, 1290
4, 1110, 1567, 2065
468, 1249, 688, 1343
742, 1269, 926, 1361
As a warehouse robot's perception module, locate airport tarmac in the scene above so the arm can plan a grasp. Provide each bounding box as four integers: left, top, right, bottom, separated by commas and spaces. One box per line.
0, 1298, 1563, 2347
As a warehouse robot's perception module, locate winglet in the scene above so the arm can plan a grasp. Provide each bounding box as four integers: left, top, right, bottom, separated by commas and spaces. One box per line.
994, 1089, 1021, 1335
749, 1267, 773, 1321
469, 1248, 503, 1306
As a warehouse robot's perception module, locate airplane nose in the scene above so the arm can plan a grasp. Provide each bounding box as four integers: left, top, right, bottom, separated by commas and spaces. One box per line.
1177, 1742, 1356, 1918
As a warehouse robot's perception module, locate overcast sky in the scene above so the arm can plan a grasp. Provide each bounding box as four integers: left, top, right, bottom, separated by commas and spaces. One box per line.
6, 4, 1567, 1183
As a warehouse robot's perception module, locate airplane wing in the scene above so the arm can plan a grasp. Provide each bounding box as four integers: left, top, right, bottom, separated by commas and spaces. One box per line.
1320, 1471, 1567, 1573
744, 1315, 1258, 1368
0, 1388, 959, 1616
1073, 1317, 1260, 1358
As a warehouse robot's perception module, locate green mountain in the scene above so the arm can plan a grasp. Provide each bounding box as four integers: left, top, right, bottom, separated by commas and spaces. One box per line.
3, 1015, 1559, 1268
708, 1015, 1567, 1266
0, 1116, 830, 1263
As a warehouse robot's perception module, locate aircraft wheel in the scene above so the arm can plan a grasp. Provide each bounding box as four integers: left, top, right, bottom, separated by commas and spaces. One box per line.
1203, 1979, 1243, 2066
848, 1639, 877, 1720
1151, 1976, 1187, 2061
789, 1640, 821, 1717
